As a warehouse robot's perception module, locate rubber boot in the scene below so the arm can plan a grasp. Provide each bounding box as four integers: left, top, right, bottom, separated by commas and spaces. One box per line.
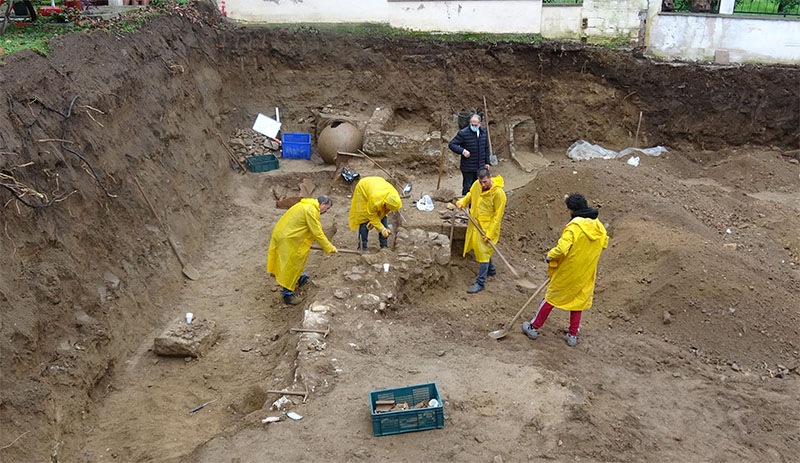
468, 263, 490, 293
297, 273, 310, 287
282, 288, 300, 305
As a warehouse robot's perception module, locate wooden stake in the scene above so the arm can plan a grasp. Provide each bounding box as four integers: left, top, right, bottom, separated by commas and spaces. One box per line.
635, 111, 643, 148
437, 114, 445, 190
483, 96, 494, 159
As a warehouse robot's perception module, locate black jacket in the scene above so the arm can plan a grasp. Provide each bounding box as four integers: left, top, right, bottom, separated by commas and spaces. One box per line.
449, 126, 489, 173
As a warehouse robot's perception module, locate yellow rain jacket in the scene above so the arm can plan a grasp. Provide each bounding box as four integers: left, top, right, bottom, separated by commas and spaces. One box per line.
267, 198, 335, 291
458, 175, 506, 263
348, 177, 402, 232
545, 217, 609, 311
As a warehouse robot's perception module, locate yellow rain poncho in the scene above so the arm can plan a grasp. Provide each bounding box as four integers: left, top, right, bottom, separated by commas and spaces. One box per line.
458, 175, 506, 263
545, 217, 609, 311
348, 177, 402, 232
267, 198, 335, 291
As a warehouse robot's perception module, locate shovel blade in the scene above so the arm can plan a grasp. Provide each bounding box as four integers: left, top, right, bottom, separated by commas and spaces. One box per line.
488, 328, 508, 340
182, 264, 200, 281
515, 279, 538, 290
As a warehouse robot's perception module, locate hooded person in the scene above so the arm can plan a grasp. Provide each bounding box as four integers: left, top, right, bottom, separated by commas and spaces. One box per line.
522, 193, 609, 346
455, 168, 506, 293
348, 176, 403, 251
267, 196, 337, 305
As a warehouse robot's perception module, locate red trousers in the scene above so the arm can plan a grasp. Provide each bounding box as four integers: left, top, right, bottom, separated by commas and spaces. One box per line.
530, 300, 582, 336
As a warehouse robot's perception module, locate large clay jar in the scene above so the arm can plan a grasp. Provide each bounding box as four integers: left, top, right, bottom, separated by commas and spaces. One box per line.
317, 121, 363, 165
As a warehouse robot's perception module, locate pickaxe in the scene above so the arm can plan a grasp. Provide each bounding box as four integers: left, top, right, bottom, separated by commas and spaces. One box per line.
266, 388, 309, 403
290, 325, 331, 338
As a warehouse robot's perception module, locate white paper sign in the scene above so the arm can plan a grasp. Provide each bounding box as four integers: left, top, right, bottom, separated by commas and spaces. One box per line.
252, 113, 282, 138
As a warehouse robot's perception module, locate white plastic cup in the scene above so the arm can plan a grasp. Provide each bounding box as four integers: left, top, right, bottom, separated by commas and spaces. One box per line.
383, 263, 390, 273
186, 312, 194, 324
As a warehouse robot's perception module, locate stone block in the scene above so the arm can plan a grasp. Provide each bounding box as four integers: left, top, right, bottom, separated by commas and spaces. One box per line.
153, 319, 219, 358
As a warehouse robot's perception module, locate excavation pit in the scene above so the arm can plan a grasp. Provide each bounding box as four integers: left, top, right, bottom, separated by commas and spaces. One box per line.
1, 10, 798, 462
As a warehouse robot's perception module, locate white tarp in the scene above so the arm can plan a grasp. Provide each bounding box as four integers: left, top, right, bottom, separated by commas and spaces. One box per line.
566, 140, 668, 161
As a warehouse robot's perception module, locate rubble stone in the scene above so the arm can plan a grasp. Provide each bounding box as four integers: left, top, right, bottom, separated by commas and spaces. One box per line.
153, 320, 219, 358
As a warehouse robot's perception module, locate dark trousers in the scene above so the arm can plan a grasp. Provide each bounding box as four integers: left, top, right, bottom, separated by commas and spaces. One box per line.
475, 259, 497, 287
461, 170, 478, 195
358, 216, 389, 250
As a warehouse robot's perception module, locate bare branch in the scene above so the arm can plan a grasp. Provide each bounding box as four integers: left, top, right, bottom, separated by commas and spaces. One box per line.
66, 95, 79, 118
0, 430, 29, 450
62, 146, 117, 198
79, 105, 106, 115
85, 111, 105, 128
36, 138, 76, 144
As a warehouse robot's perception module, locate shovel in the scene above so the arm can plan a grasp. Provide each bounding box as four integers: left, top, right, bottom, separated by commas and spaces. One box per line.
134, 177, 200, 281
489, 277, 550, 340
460, 208, 536, 289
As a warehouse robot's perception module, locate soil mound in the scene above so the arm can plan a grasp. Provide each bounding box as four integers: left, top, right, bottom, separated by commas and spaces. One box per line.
505, 150, 800, 367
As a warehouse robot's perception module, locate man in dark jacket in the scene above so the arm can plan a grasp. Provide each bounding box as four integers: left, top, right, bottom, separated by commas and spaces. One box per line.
449, 114, 490, 195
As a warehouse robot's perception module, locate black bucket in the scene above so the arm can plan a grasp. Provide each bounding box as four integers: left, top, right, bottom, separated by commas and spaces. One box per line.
458, 109, 486, 129
457, 110, 473, 129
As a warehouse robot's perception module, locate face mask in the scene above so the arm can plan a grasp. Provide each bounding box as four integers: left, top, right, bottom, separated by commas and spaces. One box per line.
470, 125, 479, 133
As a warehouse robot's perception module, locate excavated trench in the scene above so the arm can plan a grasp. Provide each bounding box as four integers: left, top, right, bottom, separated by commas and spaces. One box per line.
1, 9, 799, 462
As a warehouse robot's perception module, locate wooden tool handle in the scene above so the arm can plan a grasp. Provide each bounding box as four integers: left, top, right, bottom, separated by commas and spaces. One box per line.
461, 208, 520, 278
504, 278, 550, 331
134, 177, 187, 267
483, 95, 494, 156
311, 245, 361, 255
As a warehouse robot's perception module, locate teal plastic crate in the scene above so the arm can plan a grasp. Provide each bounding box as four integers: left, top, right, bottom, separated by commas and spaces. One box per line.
369, 382, 444, 436
282, 133, 312, 159
246, 154, 279, 173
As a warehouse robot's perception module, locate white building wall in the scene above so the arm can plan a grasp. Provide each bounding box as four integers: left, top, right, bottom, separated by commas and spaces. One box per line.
224, 0, 388, 24
218, 0, 800, 65
647, 12, 800, 64
540, 5, 582, 39
387, 1, 542, 34
581, 0, 648, 39
224, 0, 542, 31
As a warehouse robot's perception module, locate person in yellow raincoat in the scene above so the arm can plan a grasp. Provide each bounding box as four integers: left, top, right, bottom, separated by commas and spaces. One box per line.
267, 196, 337, 305
522, 193, 609, 346
348, 176, 402, 251
455, 168, 506, 293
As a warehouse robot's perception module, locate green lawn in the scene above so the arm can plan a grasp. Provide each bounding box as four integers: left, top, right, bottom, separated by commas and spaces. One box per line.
1, 22, 75, 55
735, 0, 800, 14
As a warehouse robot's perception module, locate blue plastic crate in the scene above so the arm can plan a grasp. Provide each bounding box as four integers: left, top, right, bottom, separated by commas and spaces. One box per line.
246, 154, 279, 173
281, 132, 312, 159
369, 382, 444, 436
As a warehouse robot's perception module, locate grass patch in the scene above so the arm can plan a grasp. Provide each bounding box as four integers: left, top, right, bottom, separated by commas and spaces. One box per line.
0, 2, 170, 57
0, 22, 77, 56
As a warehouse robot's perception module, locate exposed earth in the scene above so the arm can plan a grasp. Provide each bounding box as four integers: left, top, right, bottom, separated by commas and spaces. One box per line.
1, 4, 799, 462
